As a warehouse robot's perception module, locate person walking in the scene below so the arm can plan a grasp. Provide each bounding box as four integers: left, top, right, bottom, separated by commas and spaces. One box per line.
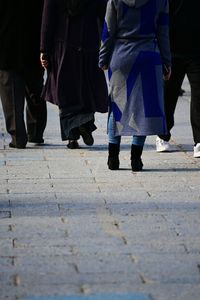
0, 0, 47, 148
40, 0, 108, 149
156, 0, 200, 158
99, 0, 171, 171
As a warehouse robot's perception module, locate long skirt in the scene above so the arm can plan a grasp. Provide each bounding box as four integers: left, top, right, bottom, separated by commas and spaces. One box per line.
59, 109, 96, 141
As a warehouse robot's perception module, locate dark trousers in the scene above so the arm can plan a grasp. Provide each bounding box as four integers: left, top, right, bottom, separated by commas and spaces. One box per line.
159, 57, 200, 145
0, 67, 47, 146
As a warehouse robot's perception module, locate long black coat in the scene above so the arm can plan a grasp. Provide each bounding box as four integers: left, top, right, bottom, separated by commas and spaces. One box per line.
169, 0, 200, 58
40, 0, 108, 113
0, 0, 43, 70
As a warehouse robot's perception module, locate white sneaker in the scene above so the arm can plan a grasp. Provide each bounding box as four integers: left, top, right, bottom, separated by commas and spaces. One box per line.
156, 137, 171, 152
193, 143, 200, 158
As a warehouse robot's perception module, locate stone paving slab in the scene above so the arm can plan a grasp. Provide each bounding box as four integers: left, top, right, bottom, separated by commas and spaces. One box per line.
25, 294, 151, 300
1, 79, 200, 300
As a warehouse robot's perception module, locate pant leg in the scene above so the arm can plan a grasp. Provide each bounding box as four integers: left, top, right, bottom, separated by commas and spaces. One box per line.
132, 136, 146, 146
159, 57, 186, 141
186, 59, 200, 145
108, 112, 121, 144
0, 70, 27, 146
24, 66, 47, 141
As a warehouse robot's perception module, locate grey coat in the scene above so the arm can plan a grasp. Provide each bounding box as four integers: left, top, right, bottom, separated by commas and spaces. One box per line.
99, 0, 171, 136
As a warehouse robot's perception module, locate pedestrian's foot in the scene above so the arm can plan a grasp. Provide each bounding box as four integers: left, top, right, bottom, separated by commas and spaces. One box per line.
67, 140, 79, 149
9, 142, 26, 149
179, 88, 185, 96
131, 158, 143, 172
193, 143, 200, 158
156, 137, 171, 152
107, 157, 120, 170
79, 126, 94, 146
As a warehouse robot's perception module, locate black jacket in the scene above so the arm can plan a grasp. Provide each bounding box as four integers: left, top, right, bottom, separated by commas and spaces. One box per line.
0, 0, 43, 70
169, 0, 200, 58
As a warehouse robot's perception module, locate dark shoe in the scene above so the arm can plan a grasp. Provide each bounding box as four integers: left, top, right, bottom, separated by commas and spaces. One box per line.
79, 126, 94, 146
108, 157, 120, 170
131, 144, 143, 172
131, 158, 143, 171
67, 140, 79, 149
9, 142, 26, 149
108, 143, 120, 170
28, 137, 44, 144
179, 88, 185, 96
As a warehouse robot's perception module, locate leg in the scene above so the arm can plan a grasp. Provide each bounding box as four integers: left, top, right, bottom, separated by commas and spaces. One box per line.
59, 109, 95, 147
187, 59, 200, 146
107, 112, 121, 170
159, 57, 186, 141
131, 136, 146, 171
0, 70, 27, 147
79, 117, 96, 146
25, 67, 47, 143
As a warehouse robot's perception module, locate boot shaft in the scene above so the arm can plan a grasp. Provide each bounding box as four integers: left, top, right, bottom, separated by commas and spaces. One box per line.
131, 144, 143, 171
131, 144, 143, 159
108, 143, 120, 170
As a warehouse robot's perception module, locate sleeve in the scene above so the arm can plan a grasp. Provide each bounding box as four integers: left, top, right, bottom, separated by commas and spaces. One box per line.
97, 0, 108, 40
156, 0, 171, 67
99, 0, 117, 68
40, 0, 56, 54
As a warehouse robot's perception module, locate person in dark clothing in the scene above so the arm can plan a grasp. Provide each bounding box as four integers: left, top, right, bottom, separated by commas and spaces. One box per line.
0, 0, 47, 148
156, 0, 200, 158
40, 0, 108, 149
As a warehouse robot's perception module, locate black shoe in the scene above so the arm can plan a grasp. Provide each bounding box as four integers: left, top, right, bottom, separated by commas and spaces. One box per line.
108, 157, 120, 170
179, 88, 185, 96
9, 142, 26, 149
131, 158, 143, 172
67, 140, 79, 149
79, 126, 94, 146
28, 137, 44, 144
131, 144, 143, 172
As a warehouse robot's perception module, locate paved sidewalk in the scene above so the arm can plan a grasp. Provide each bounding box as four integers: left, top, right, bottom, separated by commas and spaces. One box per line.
0, 79, 200, 300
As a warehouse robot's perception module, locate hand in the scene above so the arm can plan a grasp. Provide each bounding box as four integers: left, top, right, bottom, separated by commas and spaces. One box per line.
40, 53, 49, 69
101, 65, 108, 71
163, 66, 171, 81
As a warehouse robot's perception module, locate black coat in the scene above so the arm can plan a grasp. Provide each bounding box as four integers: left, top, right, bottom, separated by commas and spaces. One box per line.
40, 0, 108, 113
0, 0, 44, 70
169, 0, 200, 58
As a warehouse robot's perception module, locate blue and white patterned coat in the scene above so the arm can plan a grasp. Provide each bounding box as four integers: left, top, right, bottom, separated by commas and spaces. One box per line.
99, 0, 171, 136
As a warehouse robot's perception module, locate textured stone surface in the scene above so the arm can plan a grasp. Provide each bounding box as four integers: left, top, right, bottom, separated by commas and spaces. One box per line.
0, 79, 200, 300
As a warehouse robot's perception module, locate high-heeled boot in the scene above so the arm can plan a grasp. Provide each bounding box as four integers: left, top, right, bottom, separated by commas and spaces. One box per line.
107, 143, 120, 170
131, 144, 143, 171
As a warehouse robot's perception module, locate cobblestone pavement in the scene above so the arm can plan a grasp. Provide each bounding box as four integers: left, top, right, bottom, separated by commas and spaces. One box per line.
0, 79, 200, 300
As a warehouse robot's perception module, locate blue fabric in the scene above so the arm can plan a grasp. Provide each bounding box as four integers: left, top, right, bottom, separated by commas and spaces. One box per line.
99, 0, 171, 137
102, 21, 109, 42
140, 0, 156, 34
112, 101, 122, 122
158, 12, 169, 26
108, 113, 146, 145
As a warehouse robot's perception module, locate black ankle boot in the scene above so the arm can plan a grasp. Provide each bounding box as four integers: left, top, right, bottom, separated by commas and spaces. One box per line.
131, 144, 143, 171
107, 143, 120, 170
